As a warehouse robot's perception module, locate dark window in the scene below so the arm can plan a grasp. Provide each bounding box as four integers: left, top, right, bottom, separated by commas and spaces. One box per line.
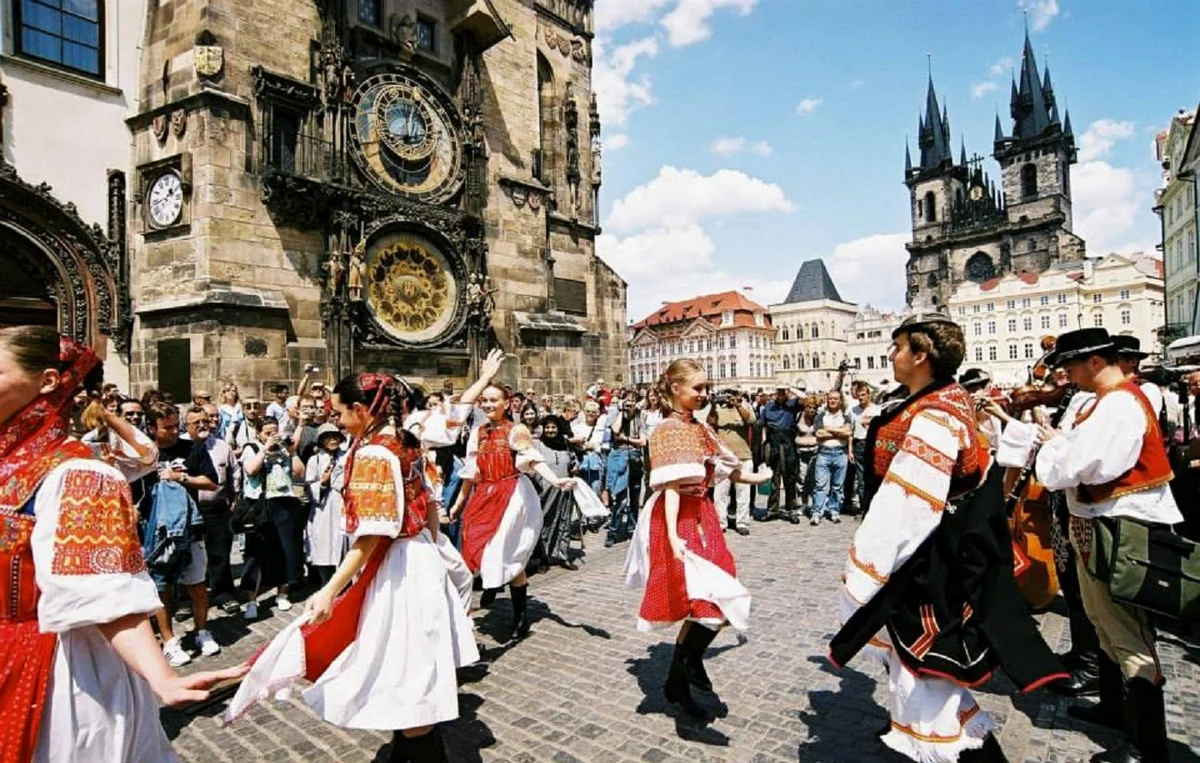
358, 0, 379, 26
554, 278, 588, 316
924, 191, 936, 222
416, 18, 435, 52
15, 0, 103, 78
1021, 163, 1038, 199
269, 108, 301, 173
157, 338, 191, 404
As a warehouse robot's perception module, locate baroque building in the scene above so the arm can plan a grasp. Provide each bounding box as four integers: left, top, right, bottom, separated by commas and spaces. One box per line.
628, 291, 775, 389
769, 259, 856, 391
904, 32, 1085, 310
1154, 106, 1198, 340
0, 0, 139, 386
128, 0, 625, 400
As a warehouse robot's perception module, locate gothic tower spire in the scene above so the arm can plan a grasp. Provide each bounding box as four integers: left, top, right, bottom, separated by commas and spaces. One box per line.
918, 76, 952, 170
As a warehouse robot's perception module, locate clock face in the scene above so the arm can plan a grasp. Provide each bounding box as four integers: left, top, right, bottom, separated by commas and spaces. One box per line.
349, 72, 463, 203
147, 172, 183, 228
969, 185, 985, 201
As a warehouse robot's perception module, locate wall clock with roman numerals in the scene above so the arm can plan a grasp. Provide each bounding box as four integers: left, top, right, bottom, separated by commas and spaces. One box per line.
147, 170, 184, 229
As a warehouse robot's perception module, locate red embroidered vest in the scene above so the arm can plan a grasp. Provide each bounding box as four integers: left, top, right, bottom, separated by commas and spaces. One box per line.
369, 436, 429, 537
871, 383, 990, 500
476, 421, 521, 483
1074, 380, 1173, 504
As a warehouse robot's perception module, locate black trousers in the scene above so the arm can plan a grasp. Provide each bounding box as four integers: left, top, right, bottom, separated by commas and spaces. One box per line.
200, 506, 236, 598
764, 432, 798, 510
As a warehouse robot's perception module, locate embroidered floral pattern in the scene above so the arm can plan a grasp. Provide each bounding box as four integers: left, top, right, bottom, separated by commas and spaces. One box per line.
51, 469, 145, 576
346, 455, 397, 526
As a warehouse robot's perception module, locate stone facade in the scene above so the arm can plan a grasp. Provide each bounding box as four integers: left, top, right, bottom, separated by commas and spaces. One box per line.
904, 33, 1084, 311
128, 0, 625, 400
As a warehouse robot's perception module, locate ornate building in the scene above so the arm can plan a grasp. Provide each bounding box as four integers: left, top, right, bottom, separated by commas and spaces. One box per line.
1154, 107, 1198, 340
0, 0, 138, 386
628, 291, 775, 389
904, 32, 1085, 310
128, 0, 625, 400
769, 259, 857, 391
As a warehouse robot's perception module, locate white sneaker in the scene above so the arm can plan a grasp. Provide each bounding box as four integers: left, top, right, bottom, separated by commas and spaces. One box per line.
810, 516, 821, 527
276, 593, 292, 612
195, 629, 221, 657
163, 637, 191, 667
243, 601, 259, 620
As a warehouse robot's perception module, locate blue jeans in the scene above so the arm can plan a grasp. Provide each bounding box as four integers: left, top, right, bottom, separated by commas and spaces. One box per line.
605, 448, 642, 541
811, 448, 848, 519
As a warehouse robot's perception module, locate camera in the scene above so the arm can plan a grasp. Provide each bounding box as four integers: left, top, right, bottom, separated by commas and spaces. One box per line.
713, 393, 731, 407
1140, 364, 1200, 387
304, 364, 320, 374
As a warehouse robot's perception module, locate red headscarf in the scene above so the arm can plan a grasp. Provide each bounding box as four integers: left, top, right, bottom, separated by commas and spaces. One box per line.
0, 337, 99, 511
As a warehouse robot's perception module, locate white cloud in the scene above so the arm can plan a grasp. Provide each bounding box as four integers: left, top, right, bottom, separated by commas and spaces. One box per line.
1073, 161, 1140, 253
660, 0, 758, 47
850, 79, 866, 89
797, 98, 823, 115
606, 134, 630, 151
592, 36, 659, 127
710, 137, 772, 157
971, 81, 998, 100
606, 166, 794, 232
1078, 119, 1137, 162
594, 0, 673, 34
825, 232, 912, 310
1019, 0, 1060, 32
989, 56, 1016, 77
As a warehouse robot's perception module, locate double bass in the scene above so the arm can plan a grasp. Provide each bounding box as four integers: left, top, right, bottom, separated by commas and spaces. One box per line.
1002, 336, 1073, 611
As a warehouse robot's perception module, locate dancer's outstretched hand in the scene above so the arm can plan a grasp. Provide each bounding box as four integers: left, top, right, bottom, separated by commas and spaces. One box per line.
306, 588, 335, 625
669, 534, 687, 561
156, 663, 249, 707
480, 348, 506, 381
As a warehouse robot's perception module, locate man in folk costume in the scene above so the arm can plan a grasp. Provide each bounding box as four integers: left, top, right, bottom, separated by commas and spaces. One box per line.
829, 314, 1067, 763
1026, 328, 1181, 763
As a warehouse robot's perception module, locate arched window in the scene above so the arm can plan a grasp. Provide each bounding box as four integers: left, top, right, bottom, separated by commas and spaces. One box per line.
811, 353, 819, 369
797, 354, 805, 369
781, 326, 789, 341
964, 251, 996, 283
811, 322, 820, 338
782, 356, 790, 370
1021, 163, 1038, 199
796, 325, 804, 340
536, 54, 555, 185
924, 191, 936, 222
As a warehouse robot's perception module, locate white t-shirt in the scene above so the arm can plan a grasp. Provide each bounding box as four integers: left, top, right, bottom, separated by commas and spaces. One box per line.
849, 402, 881, 441
817, 410, 849, 449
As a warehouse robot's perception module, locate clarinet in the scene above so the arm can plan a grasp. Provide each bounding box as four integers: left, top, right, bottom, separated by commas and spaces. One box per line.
1004, 386, 1077, 514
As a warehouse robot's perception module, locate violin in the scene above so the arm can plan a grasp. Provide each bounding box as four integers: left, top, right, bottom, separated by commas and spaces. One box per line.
1008, 382, 1072, 414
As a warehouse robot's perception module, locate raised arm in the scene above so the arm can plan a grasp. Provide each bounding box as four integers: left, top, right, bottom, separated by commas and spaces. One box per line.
459, 349, 507, 406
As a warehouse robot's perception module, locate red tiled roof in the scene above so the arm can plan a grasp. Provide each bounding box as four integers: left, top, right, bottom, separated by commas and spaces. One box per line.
632, 290, 772, 330
1017, 271, 1039, 285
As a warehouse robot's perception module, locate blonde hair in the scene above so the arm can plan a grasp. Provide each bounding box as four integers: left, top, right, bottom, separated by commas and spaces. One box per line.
653, 359, 704, 414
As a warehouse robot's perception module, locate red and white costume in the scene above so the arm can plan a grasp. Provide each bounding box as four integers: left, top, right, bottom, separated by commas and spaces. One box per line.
625, 416, 751, 632
458, 420, 544, 589
0, 342, 172, 763
226, 433, 478, 730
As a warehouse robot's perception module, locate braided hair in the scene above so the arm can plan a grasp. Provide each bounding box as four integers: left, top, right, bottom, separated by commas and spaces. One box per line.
332, 371, 417, 447
654, 358, 704, 415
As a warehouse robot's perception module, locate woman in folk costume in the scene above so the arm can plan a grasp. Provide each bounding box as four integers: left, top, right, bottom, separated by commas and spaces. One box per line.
828, 315, 1067, 763
625, 359, 771, 718
448, 349, 572, 642
0, 326, 242, 763
225, 371, 478, 763
533, 414, 580, 570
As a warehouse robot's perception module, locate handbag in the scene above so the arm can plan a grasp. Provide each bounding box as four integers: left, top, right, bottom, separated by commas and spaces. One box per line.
1086, 515, 1200, 622
232, 490, 269, 532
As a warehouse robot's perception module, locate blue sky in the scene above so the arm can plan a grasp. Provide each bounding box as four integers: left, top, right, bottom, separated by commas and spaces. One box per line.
591, 0, 1198, 321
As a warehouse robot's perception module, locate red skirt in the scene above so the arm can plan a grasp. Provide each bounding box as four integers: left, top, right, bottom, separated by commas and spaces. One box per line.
639, 493, 737, 626
461, 477, 519, 574
0, 621, 57, 763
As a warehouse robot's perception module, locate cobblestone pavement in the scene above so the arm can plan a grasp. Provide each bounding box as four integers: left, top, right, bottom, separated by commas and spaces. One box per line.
163, 518, 1200, 763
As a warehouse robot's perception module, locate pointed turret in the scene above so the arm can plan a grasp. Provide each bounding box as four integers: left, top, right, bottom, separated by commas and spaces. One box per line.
1010, 30, 1053, 140
917, 76, 952, 171
1063, 109, 1073, 137
959, 138, 967, 167
994, 113, 1004, 142
905, 143, 913, 175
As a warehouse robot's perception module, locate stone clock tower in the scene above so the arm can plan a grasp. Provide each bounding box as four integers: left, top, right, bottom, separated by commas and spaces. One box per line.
127, 0, 626, 399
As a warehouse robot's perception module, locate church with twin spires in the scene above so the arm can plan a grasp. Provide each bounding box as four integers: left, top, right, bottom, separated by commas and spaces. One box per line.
903, 32, 1086, 309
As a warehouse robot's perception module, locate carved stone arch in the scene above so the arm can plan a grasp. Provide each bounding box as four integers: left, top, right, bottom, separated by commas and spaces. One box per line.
964, 251, 996, 283
0, 165, 124, 352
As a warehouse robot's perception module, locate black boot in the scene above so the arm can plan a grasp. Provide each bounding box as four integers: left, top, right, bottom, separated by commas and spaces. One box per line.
389, 731, 410, 763
1091, 678, 1170, 763
959, 735, 1009, 763
1058, 608, 1102, 672
479, 587, 498, 608
507, 583, 529, 642
664, 640, 708, 719
1049, 648, 1101, 697
405, 728, 448, 763
1069, 654, 1124, 730
682, 624, 718, 693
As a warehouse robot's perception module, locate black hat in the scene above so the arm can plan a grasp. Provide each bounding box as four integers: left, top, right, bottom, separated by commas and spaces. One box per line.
1113, 335, 1149, 360
959, 368, 991, 390
1045, 328, 1115, 367
891, 312, 958, 339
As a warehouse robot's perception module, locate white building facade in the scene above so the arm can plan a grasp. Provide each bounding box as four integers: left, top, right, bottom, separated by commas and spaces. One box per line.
845, 307, 905, 389
629, 291, 776, 390
1155, 108, 1199, 340
949, 254, 1165, 386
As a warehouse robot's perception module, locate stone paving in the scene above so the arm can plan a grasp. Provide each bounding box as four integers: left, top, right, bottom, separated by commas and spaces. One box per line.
163, 519, 1200, 763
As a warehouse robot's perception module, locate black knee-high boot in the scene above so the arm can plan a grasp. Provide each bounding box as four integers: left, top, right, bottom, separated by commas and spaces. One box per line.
682, 624, 718, 692
664, 638, 707, 719
1068, 654, 1124, 730
508, 583, 529, 642
389, 731, 409, 763
404, 728, 448, 763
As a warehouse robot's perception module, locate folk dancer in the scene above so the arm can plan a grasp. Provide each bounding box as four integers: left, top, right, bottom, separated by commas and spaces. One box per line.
829, 315, 1067, 763
625, 359, 771, 718
0, 326, 241, 762
225, 372, 478, 762
1029, 328, 1181, 763
449, 350, 574, 642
